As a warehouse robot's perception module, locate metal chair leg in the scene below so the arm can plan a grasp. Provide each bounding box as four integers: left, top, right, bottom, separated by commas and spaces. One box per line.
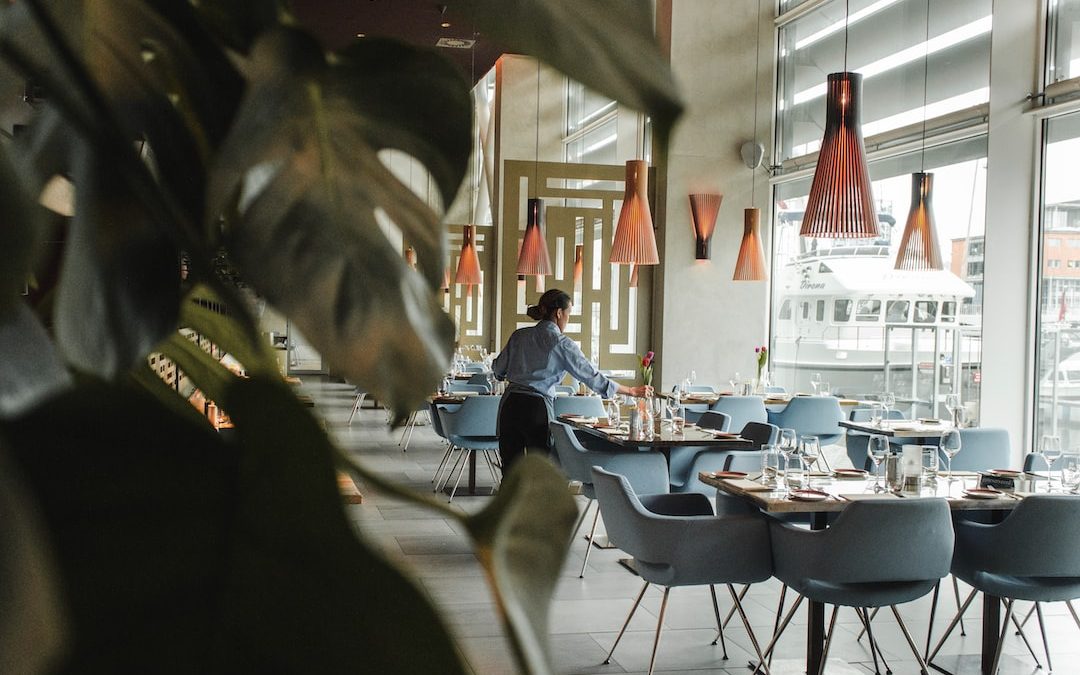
721, 583, 750, 629
856, 606, 881, 640
448, 449, 471, 502
728, 584, 771, 675
431, 443, 454, 485
928, 588, 978, 663
860, 607, 892, 675
753, 593, 805, 675
953, 576, 967, 636
709, 584, 728, 658
924, 582, 940, 662
347, 392, 366, 425
891, 605, 931, 675
989, 600, 1016, 675
816, 605, 839, 675
435, 446, 463, 492
570, 497, 592, 544
646, 587, 671, 675
579, 507, 600, 578
1009, 604, 1043, 668
604, 581, 649, 665
1035, 602, 1053, 673
398, 411, 414, 445
1068, 600, 1080, 632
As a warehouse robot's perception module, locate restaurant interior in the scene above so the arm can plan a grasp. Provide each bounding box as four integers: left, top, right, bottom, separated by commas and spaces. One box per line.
3, 0, 1080, 674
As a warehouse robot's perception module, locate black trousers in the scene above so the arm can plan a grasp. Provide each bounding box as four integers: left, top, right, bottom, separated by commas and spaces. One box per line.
497, 391, 551, 475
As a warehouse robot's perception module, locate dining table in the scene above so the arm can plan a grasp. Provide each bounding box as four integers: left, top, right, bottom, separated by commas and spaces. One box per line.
560, 415, 755, 452
840, 417, 956, 439
700, 470, 1023, 675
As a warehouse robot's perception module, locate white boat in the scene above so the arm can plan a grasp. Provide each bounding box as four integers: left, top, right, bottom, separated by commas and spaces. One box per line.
771, 242, 981, 402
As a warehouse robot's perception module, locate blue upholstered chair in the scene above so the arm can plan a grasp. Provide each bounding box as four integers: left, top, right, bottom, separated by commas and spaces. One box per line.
592, 467, 774, 675
429, 401, 460, 488
670, 421, 778, 497
771, 395, 844, 446
927, 496, 1080, 674
549, 421, 668, 578
709, 396, 768, 431
467, 371, 492, 386
436, 396, 501, 502
553, 395, 607, 418
666, 412, 730, 493
845, 407, 905, 469
448, 382, 490, 394
461, 361, 487, 372
763, 498, 953, 675
946, 427, 1010, 472
679, 386, 717, 424
697, 411, 732, 431
764, 385, 787, 394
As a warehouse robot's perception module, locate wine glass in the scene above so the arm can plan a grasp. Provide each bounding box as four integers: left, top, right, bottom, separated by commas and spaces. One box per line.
800, 436, 821, 472
867, 434, 889, 492
881, 391, 896, 416
778, 428, 798, 488
606, 399, 621, 427
486, 371, 496, 394
1039, 435, 1063, 492
945, 394, 962, 427
665, 390, 681, 421
810, 372, 822, 395
729, 372, 741, 393
689, 369, 698, 386
940, 429, 962, 482
1060, 453, 1080, 493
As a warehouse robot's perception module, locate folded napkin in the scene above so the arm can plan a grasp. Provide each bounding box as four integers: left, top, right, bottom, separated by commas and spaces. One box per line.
839, 493, 901, 501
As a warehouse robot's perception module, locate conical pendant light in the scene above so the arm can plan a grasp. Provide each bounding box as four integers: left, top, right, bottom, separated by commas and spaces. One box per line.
441, 266, 451, 294
572, 244, 584, 294
404, 246, 417, 270
516, 197, 553, 278
734, 208, 768, 281
628, 263, 639, 288
610, 159, 659, 265
454, 224, 482, 293
689, 194, 722, 260
800, 72, 878, 239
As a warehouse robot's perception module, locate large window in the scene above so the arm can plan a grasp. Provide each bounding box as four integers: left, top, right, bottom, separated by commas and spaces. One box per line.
776, 0, 992, 161
1049, 0, 1080, 84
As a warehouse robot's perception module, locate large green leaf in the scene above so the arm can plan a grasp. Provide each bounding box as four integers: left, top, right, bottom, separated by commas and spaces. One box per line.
188, 0, 280, 54
178, 285, 280, 378
455, 0, 683, 148
221, 376, 467, 672
210, 29, 468, 416
0, 444, 66, 675
0, 303, 72, 418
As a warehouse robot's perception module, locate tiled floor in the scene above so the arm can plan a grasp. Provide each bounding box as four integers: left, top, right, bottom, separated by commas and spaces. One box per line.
306, 379, 1078, 674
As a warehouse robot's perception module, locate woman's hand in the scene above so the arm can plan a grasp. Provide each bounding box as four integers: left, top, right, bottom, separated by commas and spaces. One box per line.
620, 384, 653, 398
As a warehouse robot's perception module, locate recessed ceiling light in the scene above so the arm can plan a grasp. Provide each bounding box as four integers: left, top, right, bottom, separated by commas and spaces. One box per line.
356, 33, 366, 38
441, 21, 451, 28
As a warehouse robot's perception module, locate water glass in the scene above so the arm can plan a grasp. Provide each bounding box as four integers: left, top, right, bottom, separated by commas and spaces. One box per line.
867, 434, 889, 492
810, 372, 822, 395
665, 392, 681, 421
945, 393, 962, 427
922, 446, 939, 486
818, 381, 831, 397
869, 402, 885, 427
1060, 453, 1080, 493
785, 455, 807, 490
729, 372, 741, 393
671, 416, 686, 434
606, 399, 621, 426
940, 429, 962, 481
761, 444, 781, 487
800, 436, 821, 471
881, 392, 896, 414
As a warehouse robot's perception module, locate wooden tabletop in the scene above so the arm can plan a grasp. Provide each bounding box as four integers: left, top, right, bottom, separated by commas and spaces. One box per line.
839, 419, 955, 438
563, 418, 754, 449
701, 471, 1022, 513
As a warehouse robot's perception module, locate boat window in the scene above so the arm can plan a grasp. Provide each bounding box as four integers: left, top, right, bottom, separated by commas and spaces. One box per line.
833, 299, 852, 322
941, 301, 956, 323
914, 301, 937, 324
886, 300, 910, 323
778, 299, 792, 320
856, 299, 881, 322
818, 263, 832, 273
1067, 370, 1080, 382
816, 300, 825, 321
801, 302, 809, 320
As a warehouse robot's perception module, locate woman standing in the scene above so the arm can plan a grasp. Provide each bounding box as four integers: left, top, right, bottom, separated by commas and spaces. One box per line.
492, 289, 651, 474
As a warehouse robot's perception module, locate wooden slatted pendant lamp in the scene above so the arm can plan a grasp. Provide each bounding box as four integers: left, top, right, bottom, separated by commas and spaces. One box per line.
734, 208, 768, 280
454, 224, 482, 295
689, 193, 722, 259
894, 0, 943, 271
610, 159, 659, 265
516, 197, 553, 278
572, 244, 584, 294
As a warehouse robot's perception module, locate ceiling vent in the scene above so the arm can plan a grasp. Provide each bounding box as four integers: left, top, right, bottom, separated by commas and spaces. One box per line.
436, 37, 474, 49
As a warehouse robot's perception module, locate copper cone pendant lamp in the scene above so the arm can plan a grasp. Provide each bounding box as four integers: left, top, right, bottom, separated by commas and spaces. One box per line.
404, 246, 417, 270
734, 208, 768, 281
610, 160, 659, 265
572, 244, 584, 294
800, 72, 878, 239
894, 172, 943, 270
689, 194, 722, 260
441, 266, 451, 294
454, 224, 482, 295
516, 198, 553, 279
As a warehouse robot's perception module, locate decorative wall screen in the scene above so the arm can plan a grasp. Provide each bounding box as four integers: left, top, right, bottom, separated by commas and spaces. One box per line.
500, 160, 653, 378
443, 222, 493, 346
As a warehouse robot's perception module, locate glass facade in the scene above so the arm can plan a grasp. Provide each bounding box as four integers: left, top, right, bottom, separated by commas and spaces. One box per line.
1049, 0, 1080, 84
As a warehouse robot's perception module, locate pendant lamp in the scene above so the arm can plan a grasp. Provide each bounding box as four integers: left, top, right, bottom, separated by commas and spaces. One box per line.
689, 193, 722, 260
454, 224, 482, 294
610, 160, 659, 265
894, 172, 942, 270
516, 198, 553, 279
800, 72, 878, 239
441, 266, 450, 294
628, 263, 639, 288
404, 246, 417, 270
572, 244, 584, 294
733, 208, 768, 281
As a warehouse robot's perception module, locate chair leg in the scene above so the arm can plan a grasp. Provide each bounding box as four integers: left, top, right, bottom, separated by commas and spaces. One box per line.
1035, 602, 1053, 673
435, 446, 463, 492
1068, 599, 1080, 632
721, 583, 750, 630
953, 575, 967, 636
448, 450, 471, 502
1016, 603, 1036, 632
398, 411, 414, 445
890, 605, 931, 675
1008, 604, 1043, 668
482, 450, 501, 488
753, 593, 805, 675
647, 587, 671, 675
579, 507, 601, 578
766, 584, 788, 670
604, 581, 650, 665
859, 607, 892, 675
989, 600, 1017, 675
924, 582, 940, 663
431, 443, 454, 485
347, 392, 366, 425
927, 588, 978, 663
570, 497, 592, 543
856, 606, 881, 641
816, 605, 839, 675
728, 583, 771, 675
708, 585, 728, 658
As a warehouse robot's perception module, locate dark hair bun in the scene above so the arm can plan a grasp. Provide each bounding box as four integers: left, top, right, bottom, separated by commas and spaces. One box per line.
526, 304, 544, 320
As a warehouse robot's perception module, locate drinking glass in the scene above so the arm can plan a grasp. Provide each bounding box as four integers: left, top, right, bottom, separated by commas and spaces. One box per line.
785, 454, 807, 490
1039, 435, 1063, 492
940, 429, 962, 481
881, 392, 896, 415
818, 381, 831, 397
810, 372, 822, 395
945, 394, 962, 427
729, 372, 741, 393
486, 371, 496, 394
778, 428, 798, 487
689, 369, 698, 386
922, 446, 939, 487
606, 399, 621, 427
867, 434, 889, 492
800, 436, 821, 471
1060, 453, 1080, 493
666, 391, 681, 422
761, 444, 781, 487
869, 402, 885, 427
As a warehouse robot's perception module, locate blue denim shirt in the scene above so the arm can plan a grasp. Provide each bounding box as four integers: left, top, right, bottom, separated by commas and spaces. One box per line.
492, 320, 618, 399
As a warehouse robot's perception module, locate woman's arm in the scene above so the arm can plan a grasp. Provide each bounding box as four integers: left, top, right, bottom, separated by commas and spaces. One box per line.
616, 383, 653, 398
555, 338, 652, 398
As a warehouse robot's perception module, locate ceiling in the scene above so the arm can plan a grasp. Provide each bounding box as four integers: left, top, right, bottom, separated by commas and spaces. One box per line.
290, 0, 504, 84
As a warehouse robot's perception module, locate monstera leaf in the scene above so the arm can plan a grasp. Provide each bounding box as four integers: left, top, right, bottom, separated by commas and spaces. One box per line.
209, 29, 471, 417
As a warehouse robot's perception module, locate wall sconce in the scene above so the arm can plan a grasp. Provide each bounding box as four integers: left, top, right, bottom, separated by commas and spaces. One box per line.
688, 193, 722, 260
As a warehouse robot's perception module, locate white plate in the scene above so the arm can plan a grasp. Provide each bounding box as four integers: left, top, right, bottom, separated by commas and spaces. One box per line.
789, 489, 829, 502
